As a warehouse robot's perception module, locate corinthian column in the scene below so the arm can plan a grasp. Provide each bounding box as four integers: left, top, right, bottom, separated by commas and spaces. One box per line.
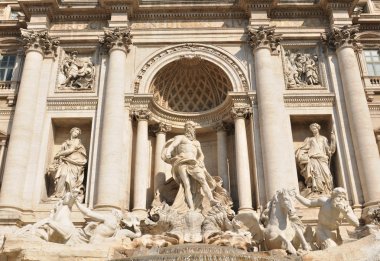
132, 109, 152, 219
231, 106, 253, 212
248, 26, 298, 199
0, 30, 58, 209
214, 121, 230, 191
95, 28, 132, 210
153, 123, 171, 192
323, 25, 380, 206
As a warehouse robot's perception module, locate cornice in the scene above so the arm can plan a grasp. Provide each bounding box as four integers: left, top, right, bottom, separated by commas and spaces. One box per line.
128, 92, 253, 129
283, 94, 335, 107
47, 98, 98, 111
130, 11, 246, 20
270, 8, 325, 19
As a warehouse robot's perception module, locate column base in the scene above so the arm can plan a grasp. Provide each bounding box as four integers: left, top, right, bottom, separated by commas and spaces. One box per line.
237, 207, 254, 214
132, 208, 148, 220
93, 204, 122, 211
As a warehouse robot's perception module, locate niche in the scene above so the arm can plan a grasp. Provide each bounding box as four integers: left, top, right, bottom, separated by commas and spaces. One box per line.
291, 115, 337, 198
44, 118, 92, 203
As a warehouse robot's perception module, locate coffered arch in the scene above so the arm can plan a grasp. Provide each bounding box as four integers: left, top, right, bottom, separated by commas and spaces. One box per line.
133, 43, 250, 95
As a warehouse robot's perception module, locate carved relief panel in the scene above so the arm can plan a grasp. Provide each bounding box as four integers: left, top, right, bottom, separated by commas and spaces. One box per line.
56, 50, 97, 92
282, 47, 326, 90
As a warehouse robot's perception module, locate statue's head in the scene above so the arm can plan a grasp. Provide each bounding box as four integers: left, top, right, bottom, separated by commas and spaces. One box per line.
309, 123, 321, 135
332, 187, 347, 199
184, 121, 196, 140
331, 187, 348, 210
70, 127, 82, 137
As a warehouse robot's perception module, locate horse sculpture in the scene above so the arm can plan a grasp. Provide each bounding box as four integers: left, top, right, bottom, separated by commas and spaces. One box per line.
262, 189, 311, 254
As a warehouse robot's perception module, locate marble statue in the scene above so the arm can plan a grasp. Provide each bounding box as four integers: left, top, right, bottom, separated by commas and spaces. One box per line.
59, 51, 95, 90
295, 123, 336, 195
161, 121, 218, 212
47, 127, 87, 202
284, 50, 320, 88
295, 187, 360, 249
75, 199, 141, 244
15, 191, 82, 245
262, 189, 311, 254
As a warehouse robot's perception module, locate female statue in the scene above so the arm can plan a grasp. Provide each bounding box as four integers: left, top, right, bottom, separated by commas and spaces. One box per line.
295, 123, 336, 195
48, 127, 87, 202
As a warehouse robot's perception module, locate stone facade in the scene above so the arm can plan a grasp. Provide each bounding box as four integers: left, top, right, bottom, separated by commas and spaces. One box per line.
0, 0, 379, 260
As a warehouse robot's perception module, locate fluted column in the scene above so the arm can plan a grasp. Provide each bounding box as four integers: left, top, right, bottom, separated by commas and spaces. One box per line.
95, 28, 132, 209
0, 29, 58, 209
248, 26, 298, 199
231, 106, 253, 212
153, 123, 171, 192
324, 25, 380, 206
214, 121, 230, 191
132, 109, 152, 219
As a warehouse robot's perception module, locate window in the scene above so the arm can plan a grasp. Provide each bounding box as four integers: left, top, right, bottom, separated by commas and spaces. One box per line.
0, 55, 16, 81
364, 50, 380, 76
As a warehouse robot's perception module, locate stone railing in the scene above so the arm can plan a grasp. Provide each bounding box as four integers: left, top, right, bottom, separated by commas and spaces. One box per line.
363, 76, 380, 87
0, 81, 18, 91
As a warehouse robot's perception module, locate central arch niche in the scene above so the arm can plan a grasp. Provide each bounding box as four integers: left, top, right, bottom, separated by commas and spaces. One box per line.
149, 57, 233, 113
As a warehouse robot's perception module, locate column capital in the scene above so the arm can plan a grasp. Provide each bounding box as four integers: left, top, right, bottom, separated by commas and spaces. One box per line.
133, 109, 152, 121
99, 27, 132, 53
321, 25, 361, 51
154, 122, 172, 134
247, 26, 282, 54
20, 29, 59, 57
231, 106, 252, 120
213, 121, 230, 132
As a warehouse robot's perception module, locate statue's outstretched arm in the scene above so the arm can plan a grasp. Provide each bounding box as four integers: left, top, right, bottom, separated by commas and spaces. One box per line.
75, 200, 105, 222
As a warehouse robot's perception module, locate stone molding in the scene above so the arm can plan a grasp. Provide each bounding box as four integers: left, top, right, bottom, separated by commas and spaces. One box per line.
321, 25, 361, 51
20, 29, 59, 57
99, 27, 132, 53
46, 98, 98, 111
247, 26, 282, 54
283, 94, 335, 107
133, 43, 249, 94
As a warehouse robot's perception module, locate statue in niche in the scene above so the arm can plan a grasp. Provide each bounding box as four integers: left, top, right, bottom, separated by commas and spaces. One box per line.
295, 187, 359, 250
295, 123, 336, 196
59, 51, 95, 90
284, 50, 320, 88
47, 127, 87, 202
161, 121, 218, 212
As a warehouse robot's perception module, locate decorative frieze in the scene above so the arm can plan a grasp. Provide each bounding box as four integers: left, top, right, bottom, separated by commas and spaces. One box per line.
99, 27, 132, 53
321, 25, 361, 50
247, 26, 282, 53
283, 94, 335, 108
20, 29, 59, 56
47, 98, 98, 111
